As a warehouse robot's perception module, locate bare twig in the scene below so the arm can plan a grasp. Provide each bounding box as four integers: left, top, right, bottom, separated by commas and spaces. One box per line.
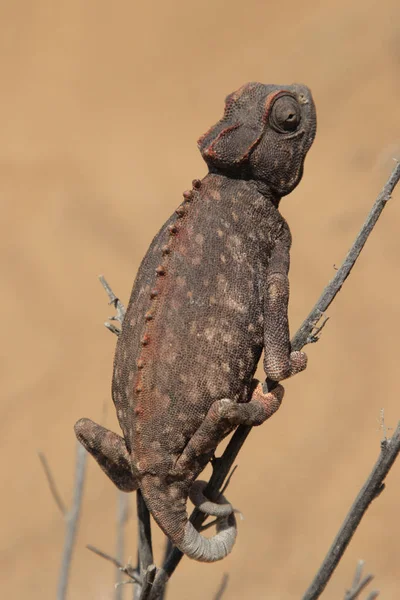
302, 423, 400, 600
157, 539, 173, 600
137, 489, 154, 571
115, 491, 130, 598
213, 573, 229, 600
87, 544, 140, 583
132, 490, 155, 598
57, 442, 88, 600
291, 160, 400, 351
150, 162, 400, 596
365, 592, 380, 600
99, 274, 126, 335
343, 560, 378, 600
38, 451, 67, 516
139, 565, 157, 600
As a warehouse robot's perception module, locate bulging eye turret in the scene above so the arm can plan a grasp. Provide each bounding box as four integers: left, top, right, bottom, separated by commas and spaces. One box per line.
269, 95, 301, 133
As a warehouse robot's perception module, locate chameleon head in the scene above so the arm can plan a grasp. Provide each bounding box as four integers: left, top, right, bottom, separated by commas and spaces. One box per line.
198, 82, 316, 197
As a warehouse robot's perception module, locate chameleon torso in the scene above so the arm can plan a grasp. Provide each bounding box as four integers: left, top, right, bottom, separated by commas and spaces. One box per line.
113, 174, 286, 477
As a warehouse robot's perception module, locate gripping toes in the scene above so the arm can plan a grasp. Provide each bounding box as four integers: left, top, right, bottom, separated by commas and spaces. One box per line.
217, 382, 284, 426
176, 380, 284, 474
289, 350, 307, 375
265, 349, 308, 381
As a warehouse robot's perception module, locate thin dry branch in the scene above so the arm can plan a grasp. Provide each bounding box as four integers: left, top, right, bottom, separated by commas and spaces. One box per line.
291, 160, 400, 351
302, 423, 400, 599
115, 491, 130, 599
149, 161, 400, 597
139, 566, 157, 600
38, 451, 67, 516
87, 544, 140, 583
213, 574, 229, 600
57, 442, 87, 600
343, 560, 378, 600
39, 442, 87, 599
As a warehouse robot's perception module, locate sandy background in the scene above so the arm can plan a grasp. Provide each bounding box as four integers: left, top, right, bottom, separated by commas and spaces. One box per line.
2, 1, 400, 598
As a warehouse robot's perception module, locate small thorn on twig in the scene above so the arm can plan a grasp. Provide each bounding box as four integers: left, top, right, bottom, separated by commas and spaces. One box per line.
306, 316, 330, 344
378, 408, 393, 449
373, 483, 385, 499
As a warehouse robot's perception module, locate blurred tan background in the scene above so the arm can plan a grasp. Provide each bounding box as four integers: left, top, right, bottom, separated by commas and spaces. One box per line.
2, 1, 400, 598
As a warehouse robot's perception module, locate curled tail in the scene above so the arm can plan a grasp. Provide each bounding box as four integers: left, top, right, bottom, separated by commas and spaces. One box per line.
140, 476, 237, 562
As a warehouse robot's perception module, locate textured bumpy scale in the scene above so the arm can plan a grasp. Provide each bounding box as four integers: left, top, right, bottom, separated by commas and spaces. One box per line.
75, 82, 317, 562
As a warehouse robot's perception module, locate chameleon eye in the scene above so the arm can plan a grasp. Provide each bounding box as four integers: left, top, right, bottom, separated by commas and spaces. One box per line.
269, 95, 301, 133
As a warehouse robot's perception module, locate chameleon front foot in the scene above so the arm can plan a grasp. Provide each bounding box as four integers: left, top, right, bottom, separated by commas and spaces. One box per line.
74, 418, 139, 492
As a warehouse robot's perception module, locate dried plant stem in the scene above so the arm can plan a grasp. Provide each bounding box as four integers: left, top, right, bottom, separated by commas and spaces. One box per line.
291, 160, 400, 351
115, 491, 130, 599
303, 425, 400, 599
213, 574, 229, 600
57, 442, 87, 600
38, 452, 67, 516
87, 544, 140, 583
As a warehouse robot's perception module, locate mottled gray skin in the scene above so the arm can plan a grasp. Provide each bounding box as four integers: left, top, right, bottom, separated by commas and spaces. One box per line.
75, 82, 317, 562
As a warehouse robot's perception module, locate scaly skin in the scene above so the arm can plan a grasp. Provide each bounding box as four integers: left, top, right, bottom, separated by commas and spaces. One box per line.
75, 82, 317, 562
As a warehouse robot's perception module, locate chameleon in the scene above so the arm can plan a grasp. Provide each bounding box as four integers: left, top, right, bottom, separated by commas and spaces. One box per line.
75, 82, 317, 562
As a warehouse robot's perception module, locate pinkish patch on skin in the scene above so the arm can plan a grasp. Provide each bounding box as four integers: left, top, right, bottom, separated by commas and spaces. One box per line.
169, 486, 181, 499
210, 189, 221, 201
226, 297, 247, 313
204, 328, 215, 342
195, 233, 204, 245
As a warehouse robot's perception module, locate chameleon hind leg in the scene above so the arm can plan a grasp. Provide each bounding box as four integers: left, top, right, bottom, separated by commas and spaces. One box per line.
175, 380, 284, 476
74, 418, 138, 492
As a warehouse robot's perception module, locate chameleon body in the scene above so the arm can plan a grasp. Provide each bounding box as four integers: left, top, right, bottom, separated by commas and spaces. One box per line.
75, 82, 317, 562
